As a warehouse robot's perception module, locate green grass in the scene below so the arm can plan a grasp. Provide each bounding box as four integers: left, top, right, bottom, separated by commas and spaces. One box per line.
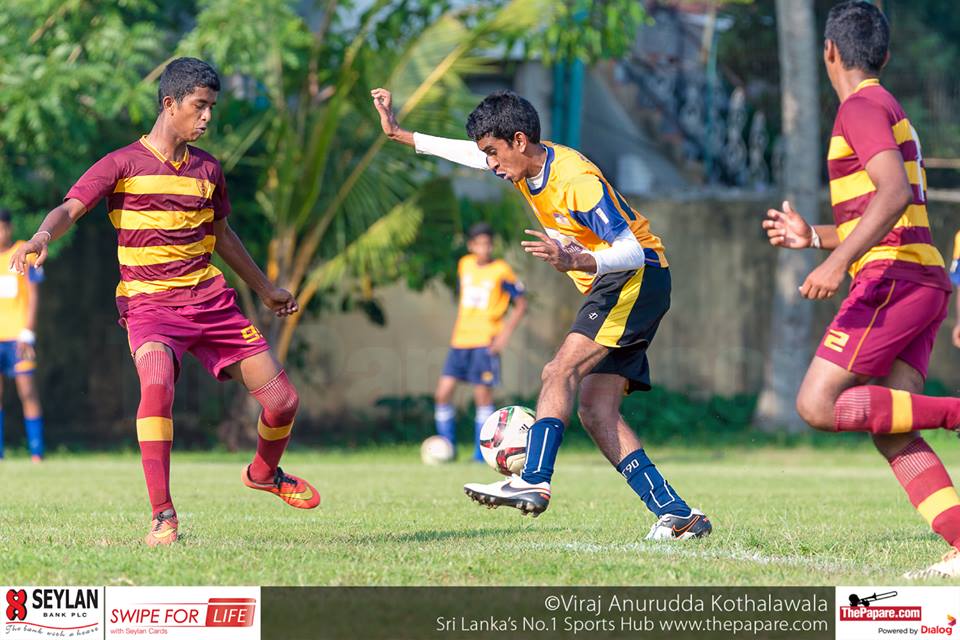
3, 436, 960, 586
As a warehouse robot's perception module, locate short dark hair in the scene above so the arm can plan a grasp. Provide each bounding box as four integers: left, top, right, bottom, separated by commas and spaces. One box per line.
824, 1, 889, 74
157, 57, 221, 110
466, 222, 495, 240
465, 91, 541, 144
0, 209, 10, 224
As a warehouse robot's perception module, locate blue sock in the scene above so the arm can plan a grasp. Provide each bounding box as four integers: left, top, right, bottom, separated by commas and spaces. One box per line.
474, 405, 494, 461
435, 404, 456, 446
617, 449, 691, 517
521, 417, 564, 484
25, 416, 44, 458
0, 409, 4, 459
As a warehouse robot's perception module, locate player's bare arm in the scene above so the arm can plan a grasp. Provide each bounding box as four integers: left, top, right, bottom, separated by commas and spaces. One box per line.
18, 278, 39, 362
763, 201, 840, 250
212, 219, 299, 317
489, 295, 526, 355
522, 229, 597, 273
800, 149, 913, 300
10, 198, 87, 274
371, 88, 415, 146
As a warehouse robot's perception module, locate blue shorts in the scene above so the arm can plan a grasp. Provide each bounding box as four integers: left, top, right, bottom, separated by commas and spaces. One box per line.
0, 340, 35, 377
442, 347, 501, 386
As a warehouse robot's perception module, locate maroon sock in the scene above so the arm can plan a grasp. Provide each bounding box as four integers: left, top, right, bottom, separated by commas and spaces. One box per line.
835, 385, 960, 434
887, 438, 960, 549
135, 350, 176, 516
249, 370, 299, 483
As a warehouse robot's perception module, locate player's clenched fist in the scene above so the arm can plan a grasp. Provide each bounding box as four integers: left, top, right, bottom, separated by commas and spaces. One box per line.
762, 201, 813, 249
799, 258, 845, 300
261, 287, 299, 317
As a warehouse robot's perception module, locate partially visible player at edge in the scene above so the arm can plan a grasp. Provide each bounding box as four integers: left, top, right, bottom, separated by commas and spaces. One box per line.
762, 1, 959, 578
0, 209, 45, 463
949, 231, 960, 350
372, 87, 711, 540
11, 58, 320, 547
436, 222, 526, 461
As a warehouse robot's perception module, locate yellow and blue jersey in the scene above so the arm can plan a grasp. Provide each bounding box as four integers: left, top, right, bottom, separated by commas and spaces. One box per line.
450, 254, 524, 349
951, 230, 960, 287
0, 241, 43, 342
514, 142, 667, 294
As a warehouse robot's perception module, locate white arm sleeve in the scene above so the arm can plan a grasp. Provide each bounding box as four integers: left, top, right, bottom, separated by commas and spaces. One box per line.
413, 132, 490, 170
586, 227, 647, 275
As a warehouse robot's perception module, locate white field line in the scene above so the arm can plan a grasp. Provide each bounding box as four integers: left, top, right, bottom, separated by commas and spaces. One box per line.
530, 540, 888, 574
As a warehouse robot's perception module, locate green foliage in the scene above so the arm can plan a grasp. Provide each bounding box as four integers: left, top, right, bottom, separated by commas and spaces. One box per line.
172, 0, 556, 361
517, 0, 648, 64
0, 0, 185, 245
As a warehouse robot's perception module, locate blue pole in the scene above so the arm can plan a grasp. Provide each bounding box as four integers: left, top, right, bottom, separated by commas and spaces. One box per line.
552, 63, 567, 144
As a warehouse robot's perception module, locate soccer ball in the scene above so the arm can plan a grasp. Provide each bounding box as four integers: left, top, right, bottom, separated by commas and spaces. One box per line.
479, 406, 535, 476
420, 435, 455, 465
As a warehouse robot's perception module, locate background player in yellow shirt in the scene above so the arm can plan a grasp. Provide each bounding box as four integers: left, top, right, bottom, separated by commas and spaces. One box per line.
951, 229, 960, 349
435, 222, 526, 460
0, 209, 45, 463
373, 88, 711, 539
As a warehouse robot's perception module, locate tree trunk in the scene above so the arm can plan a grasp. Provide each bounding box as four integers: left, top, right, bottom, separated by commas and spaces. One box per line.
754, 0, 821, 432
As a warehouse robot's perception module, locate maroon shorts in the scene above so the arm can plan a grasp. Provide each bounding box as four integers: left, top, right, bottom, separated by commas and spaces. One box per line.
121, 288, 270, 380
816, 276, 949, 379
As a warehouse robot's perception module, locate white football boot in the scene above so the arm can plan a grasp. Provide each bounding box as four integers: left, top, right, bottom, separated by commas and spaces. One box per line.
645, 508, 713, 540
463, 475, 551, 516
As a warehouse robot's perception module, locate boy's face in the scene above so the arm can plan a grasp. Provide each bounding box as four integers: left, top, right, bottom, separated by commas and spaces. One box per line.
0, 222, 12, 248
163, 86, 218, 142
476, 133, 532, 182
467, 233, 493, 262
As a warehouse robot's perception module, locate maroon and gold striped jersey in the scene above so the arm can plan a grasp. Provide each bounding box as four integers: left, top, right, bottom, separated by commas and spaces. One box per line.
66, 137, 231, 314
827, 78, 950, 290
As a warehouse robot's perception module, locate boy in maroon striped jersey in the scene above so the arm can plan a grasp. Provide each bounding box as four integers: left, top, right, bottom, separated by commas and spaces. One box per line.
11, 58, 320, 547
763, 1, 959, 578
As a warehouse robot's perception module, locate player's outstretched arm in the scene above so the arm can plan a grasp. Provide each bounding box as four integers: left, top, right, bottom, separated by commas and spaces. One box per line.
18, 277, 39, 362
10, 198, 87, 275
762, 201, 839, 251
490, 295, 527, 355
212, 219, 298, 317
371, 87, 489, 170
371, 88, 415, 147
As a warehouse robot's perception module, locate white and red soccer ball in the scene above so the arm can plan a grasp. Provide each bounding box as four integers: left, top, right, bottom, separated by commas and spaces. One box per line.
479, 405, 535, 476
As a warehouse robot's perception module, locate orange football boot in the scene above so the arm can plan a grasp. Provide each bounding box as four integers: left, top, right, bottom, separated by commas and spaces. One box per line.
242, 465, 320, 509
145, 510, 178, 547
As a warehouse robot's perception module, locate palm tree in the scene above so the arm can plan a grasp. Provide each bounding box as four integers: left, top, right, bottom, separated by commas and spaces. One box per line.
169, 0, 550, 446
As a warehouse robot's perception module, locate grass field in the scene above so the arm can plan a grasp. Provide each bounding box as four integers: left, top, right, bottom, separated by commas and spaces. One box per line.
3, 435, 960, 586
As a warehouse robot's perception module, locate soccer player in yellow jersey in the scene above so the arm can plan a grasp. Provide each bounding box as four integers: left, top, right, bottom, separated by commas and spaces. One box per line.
373, 88, 711, 539
951, 230, 960, 349
0, 209, 44, 463
435, 222, 526, 460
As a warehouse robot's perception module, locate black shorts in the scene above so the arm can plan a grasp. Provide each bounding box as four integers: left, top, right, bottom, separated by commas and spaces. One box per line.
570, 265, 671, 393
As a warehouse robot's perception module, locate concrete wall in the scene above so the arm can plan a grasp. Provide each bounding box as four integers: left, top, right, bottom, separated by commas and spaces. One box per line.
293, 193, 960, 419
